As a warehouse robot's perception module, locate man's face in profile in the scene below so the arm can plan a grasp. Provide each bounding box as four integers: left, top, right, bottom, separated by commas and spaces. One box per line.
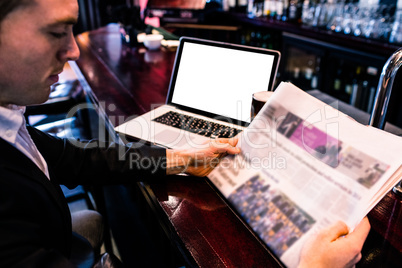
0, 0, 80, 107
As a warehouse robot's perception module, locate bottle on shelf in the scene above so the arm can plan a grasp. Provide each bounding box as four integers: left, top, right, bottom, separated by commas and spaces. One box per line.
248, 0, 255, 16
311, 0, 326, 27
237, 0, 249, 12
350, 65, 362, 107
276, 0, 284, 20
365, 66, 379, 113
249, 0, 264, 17
288, 0, 302, 23
223, 0, 230, 11
312, 56, 321, 89
359, 80, 370, 111
349, 78, 359, 106
311, 74, 318, 89
270, 0, 278, 19
344, 65, 354, 101
264, 0, 271, 17
281, 0, 289, 21
301, 0, 314, 26
333, 60, 344, 93
303, 66, 313, 87
366, 85, 377, 113
228, 0, 236, 11
293, 67, 301, 82
262, 32, 273, 48
390, 9, 402, 44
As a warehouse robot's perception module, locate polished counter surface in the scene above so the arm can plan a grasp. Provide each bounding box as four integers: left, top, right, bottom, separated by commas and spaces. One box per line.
75, 24, 282, 267
74, 24, 402, 267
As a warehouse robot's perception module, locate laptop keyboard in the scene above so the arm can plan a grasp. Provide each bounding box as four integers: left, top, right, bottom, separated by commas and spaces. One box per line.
153, 111, 242, 138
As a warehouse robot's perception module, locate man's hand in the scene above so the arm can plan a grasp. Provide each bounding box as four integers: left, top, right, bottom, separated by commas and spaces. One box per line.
298, 217, 371, 268
166, 137, 240, 176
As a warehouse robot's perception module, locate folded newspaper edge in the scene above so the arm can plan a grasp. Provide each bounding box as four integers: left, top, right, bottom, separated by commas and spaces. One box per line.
207, 82, 402, 268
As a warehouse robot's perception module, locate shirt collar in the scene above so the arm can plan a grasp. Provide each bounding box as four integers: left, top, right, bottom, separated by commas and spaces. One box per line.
0, 105, 26, 144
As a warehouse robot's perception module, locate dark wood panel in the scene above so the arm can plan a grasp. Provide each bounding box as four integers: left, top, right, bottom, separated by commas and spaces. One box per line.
368, 191, 402, 250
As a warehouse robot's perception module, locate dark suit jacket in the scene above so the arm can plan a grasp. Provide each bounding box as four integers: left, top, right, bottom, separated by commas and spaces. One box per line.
0, 126, 166, 267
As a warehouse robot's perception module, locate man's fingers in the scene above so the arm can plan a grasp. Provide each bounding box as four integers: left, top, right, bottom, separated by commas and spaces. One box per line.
212, 136, 239, 146
345, 217, 371, 247
321, 221, 350, 241
209, 138, 240, 154
320, 218, 370, 244
227, 136, 239, 147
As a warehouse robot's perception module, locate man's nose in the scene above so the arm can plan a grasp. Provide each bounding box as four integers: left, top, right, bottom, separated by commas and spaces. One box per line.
58, 32, 80, 62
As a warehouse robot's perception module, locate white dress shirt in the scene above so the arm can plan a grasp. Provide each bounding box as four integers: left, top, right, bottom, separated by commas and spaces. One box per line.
0, 105, 50, 179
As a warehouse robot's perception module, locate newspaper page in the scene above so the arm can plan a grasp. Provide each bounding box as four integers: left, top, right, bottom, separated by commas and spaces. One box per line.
208, 82, 402, 268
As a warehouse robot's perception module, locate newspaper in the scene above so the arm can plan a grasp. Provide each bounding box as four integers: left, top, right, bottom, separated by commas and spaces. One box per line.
208, 82, 402, 268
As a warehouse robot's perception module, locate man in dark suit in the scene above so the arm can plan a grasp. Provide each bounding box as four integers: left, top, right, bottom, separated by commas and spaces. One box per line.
0, 1, 240, 267
0, 0, 370, 267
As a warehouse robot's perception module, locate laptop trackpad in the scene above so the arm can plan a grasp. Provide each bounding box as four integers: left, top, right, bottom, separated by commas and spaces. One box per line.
154, 128, 204, 149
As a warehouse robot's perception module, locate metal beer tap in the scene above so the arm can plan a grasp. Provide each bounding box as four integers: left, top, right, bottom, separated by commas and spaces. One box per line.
369, 47, 402, 196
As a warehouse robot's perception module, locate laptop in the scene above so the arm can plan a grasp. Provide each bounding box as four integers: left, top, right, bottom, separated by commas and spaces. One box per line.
115, 37, 281, 149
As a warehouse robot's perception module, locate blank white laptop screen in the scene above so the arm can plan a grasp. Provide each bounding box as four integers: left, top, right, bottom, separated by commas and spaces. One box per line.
171, 42, 276, 124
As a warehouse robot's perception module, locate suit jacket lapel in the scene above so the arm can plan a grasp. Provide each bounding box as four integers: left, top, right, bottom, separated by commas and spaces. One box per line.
0, 138, 71, 228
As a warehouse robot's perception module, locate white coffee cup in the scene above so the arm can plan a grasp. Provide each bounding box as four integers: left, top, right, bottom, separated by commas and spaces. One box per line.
143, 34, 163, 50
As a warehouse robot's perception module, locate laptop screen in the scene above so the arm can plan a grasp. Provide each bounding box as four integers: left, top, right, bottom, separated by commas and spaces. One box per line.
168, 38, 280, 126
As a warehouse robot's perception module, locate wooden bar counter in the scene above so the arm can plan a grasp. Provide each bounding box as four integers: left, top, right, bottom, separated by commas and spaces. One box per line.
74, 24, 402, 267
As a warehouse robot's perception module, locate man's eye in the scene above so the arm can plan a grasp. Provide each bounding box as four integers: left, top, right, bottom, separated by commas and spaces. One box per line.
50, 32, 67, 38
